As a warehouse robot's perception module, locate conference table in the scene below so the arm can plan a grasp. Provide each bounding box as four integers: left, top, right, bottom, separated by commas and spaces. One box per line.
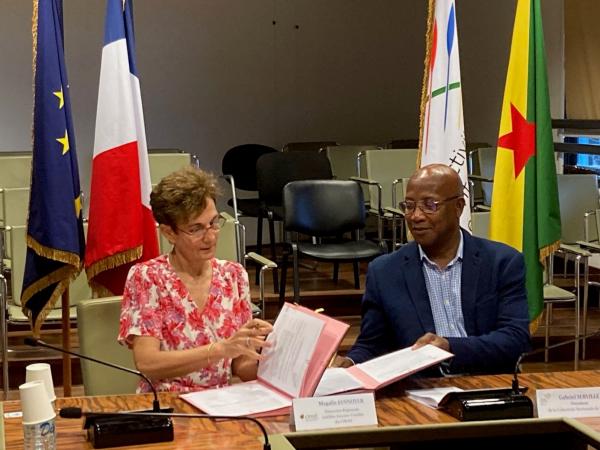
2, 370, 600, 449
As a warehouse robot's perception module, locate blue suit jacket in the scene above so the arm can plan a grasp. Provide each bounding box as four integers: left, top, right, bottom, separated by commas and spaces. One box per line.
347, 230, 531, 374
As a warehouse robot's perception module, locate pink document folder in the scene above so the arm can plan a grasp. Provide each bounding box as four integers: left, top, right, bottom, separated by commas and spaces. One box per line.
181, 303, 349, 417
316, 345, 454, 397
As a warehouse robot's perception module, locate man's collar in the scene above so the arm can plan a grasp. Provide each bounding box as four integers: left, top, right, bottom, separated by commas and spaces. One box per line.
418, 229, 464, 267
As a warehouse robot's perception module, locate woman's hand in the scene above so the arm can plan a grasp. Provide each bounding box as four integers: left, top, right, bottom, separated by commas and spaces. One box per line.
217, 318, 273, 361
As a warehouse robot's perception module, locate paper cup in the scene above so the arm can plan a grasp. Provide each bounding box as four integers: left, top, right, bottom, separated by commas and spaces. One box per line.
19, 381, 56, 425
25, 363, 56, 402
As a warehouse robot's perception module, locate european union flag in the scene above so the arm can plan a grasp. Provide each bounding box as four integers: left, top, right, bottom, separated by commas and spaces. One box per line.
21, 0, 85, 335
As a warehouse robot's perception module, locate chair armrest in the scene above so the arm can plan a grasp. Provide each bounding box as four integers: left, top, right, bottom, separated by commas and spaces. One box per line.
468, 174, 494, 183
583, 210, 598, 242
245, 252, 276, 320
245, 252, 277, 269
384, 206, 404, 217
220, 175, 239, 220
559, 243, 592, 257
584, 210, 597, 218
351, 177, 383, 214
575, 240, 600, 252
473, 204, 491, 211
350, 176, 379, 186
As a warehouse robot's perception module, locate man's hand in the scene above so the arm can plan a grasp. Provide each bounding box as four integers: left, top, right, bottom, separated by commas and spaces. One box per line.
331, 355, 354, 368
412, 332, 450, 352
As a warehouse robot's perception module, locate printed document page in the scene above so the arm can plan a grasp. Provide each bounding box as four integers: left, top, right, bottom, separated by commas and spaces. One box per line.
298, 311, 350, 397
405, 387, 463, 409
257, 304, 325, 397
181, 381, 291, 416
357, 344, 452, 384
314, 367, 364, 397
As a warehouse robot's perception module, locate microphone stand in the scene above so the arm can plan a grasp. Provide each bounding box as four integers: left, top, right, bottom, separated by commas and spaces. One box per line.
440, 329, 600, 421
24, 337, 165, 413
512, 328, 600, 394
60, 408, 271, 450
24, 337, 175, 448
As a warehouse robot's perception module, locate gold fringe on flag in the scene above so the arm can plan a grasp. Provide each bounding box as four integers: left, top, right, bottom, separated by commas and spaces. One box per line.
21, 236, 83, 336
417, 0, 436, 167
30, 0, 38, 171
32, 0, 38, 83
21, 264, 79, 337
86, 246, 143, 296
85, 246, 142, 281
529, 316, 541, 335
89, 282, 117, 299
530, 239, 561, 334
27, 235, 81, 267
539, 240, 561, 266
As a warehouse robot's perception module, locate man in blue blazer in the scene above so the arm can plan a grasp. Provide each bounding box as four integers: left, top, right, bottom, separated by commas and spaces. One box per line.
344, 164, 530, 374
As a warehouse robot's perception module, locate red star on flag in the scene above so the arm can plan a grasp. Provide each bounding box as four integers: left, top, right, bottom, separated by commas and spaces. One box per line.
497, 103, 536, 178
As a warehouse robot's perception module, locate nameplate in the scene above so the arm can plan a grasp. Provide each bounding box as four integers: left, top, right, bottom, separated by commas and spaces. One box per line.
291, 393, 377, 431
537, 387, 600, 418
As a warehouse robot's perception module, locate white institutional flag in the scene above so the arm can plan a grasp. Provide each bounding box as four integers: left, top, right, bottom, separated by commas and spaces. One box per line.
420, 0, 471, 230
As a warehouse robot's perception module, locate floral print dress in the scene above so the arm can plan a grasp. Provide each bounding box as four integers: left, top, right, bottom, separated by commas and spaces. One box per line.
118, 254, 252, 392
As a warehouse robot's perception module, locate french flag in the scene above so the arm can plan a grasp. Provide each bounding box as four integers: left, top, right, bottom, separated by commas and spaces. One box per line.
85, 0, 158, 295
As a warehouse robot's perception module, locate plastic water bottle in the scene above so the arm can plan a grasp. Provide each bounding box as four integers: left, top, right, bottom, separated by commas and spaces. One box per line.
20, 380, 57, 450
23, 418, 56, 450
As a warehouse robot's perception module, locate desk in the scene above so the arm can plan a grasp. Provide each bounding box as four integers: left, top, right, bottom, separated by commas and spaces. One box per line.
2, 371, 600, 449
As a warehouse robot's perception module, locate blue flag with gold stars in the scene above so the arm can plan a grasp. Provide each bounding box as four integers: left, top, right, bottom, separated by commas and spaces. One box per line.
22, 0, 85, 335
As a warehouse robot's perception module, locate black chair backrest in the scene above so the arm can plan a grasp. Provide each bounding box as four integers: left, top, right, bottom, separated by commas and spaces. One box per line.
282, 141, 338, 152
283, 180, 366, 236
256, 151, 332, 207
387, 138, 419, 149
221, 144, 278, 191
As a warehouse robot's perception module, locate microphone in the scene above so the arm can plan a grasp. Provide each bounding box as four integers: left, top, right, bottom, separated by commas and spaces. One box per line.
438, 348, 536, 421
440, 328, 600, 421
25, 336, 177, 447
60, 407, 271, 450
512, 328, 600, 395
438, 385, 533, 422
24, 336, 164, 413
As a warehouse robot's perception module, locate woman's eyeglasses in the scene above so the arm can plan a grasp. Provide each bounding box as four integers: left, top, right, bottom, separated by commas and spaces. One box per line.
176, 215, 226, 239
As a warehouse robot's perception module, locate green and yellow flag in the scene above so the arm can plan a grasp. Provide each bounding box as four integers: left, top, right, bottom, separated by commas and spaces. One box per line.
489, 0, 561, 324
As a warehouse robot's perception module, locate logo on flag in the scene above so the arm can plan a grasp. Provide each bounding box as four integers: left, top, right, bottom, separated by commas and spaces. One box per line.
419, 0, 470, 230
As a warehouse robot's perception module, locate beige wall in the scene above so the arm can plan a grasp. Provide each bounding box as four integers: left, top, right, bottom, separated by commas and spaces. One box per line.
0, 0, 565, 223
565, 0, 600, 118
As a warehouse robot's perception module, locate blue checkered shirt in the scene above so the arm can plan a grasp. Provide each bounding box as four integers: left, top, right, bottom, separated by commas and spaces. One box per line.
418, 233, 467, 338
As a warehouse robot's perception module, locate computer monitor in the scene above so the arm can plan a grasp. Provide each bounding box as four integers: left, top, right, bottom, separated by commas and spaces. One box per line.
563, 135, 600, 172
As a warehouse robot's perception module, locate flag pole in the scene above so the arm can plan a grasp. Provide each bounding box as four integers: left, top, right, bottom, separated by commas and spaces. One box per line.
61, 289, 71, 396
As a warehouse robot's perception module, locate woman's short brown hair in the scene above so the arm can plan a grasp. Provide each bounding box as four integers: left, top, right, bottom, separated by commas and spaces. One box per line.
150, 166, 220, 228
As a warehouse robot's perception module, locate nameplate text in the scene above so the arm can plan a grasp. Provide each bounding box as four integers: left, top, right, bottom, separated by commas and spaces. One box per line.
291, 393, 377, 431
537, 387, 600, 418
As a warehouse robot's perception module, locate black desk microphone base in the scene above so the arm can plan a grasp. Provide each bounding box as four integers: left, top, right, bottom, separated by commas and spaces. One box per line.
439, 388, 534, 421
84, 409, 174, 449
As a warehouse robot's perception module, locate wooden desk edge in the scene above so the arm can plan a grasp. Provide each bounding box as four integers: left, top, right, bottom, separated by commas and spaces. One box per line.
564, 417, 600, 443
4, 371, 600, 449
270, 418, 600, 449
0, 402, 4, 450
